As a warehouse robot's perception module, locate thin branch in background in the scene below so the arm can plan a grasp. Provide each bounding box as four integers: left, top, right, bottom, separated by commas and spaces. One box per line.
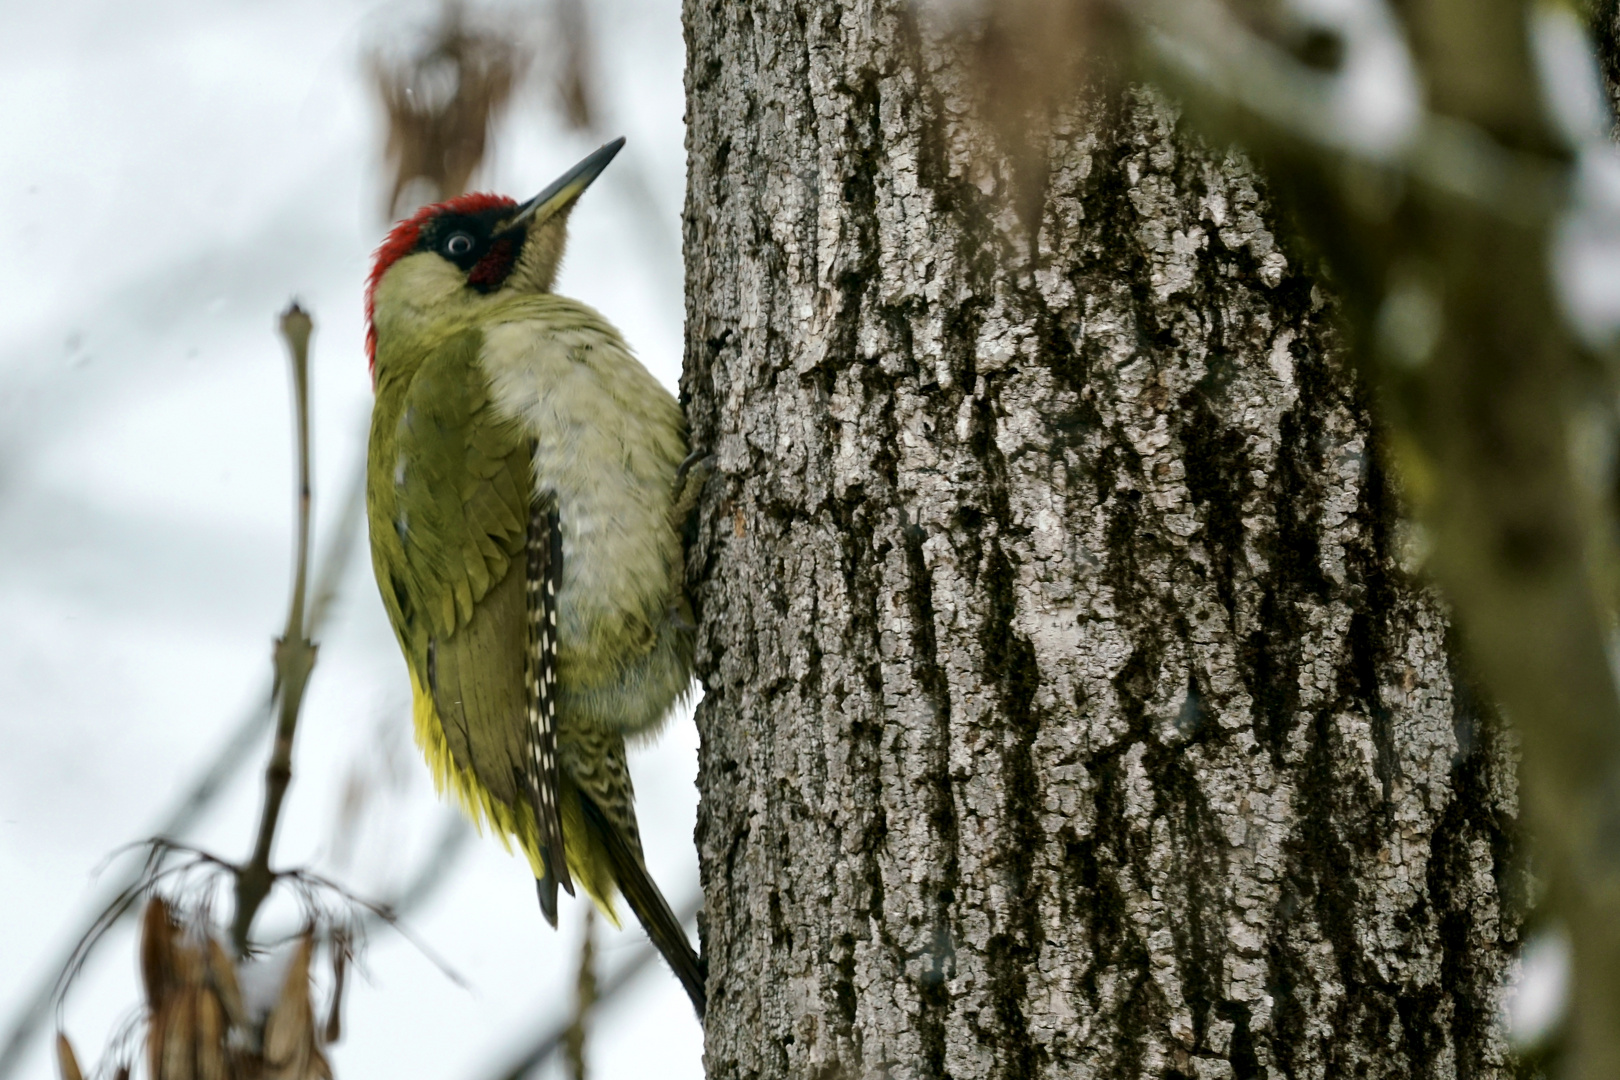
34, 305, 357, 1080
0, 445, 367, 1080
369, 0, 528, 220
271, 864, 469, 988
231, 303, 320, 955
13, 2, 556, 1071
476, 896, 702, 1080
327, 712, 413, 874
563, 909, 596, 1080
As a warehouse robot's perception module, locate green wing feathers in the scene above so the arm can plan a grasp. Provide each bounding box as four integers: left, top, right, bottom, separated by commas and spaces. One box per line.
368, 327, 539, 843
369, 327, 529, 651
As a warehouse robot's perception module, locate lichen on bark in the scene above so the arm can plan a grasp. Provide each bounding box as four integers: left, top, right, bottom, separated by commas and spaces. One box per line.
680, 3, 1520, 1076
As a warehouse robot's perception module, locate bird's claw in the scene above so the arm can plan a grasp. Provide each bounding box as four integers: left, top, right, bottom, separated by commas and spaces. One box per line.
670, 450, 715, 533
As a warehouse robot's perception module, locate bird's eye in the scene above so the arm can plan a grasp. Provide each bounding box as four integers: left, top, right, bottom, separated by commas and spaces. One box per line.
445, 232, 474, 257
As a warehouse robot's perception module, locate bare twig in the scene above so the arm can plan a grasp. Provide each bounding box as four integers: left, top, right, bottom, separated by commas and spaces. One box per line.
356, 810, 473, 937
563, 908, 596, 1080
231, 303, 320, 954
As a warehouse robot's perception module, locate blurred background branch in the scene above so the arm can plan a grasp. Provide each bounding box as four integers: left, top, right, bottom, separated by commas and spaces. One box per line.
370, 2, 525, 221
230, 303, 320, 955
43, 305, 343, 1079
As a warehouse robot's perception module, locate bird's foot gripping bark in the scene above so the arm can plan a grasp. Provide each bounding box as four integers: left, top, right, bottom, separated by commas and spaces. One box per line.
669, 451, 714, 536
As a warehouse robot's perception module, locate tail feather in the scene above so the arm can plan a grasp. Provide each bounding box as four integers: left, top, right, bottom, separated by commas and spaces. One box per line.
580, 795, 706, 1019
536, 871, 559, 928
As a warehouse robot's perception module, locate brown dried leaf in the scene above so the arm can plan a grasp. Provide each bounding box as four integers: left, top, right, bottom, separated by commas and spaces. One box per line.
140, 897, 179, 1009
54, 1033, 84, 1080
205, 935, 247, 1030
286, 1044, 334, 1080
171, 934, 206, 991
194, 988, 229, 1080
154, 990, 197, 1080
144, 1002, 166, 1080
262, 935, 316, 1069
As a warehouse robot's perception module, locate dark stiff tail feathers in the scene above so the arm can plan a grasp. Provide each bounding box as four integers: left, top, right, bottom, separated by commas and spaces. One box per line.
580, 795, 707, 1019
536, 865, 560, 928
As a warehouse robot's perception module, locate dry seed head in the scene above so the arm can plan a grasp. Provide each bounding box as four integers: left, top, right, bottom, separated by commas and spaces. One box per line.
206, 936, 248, 1029
133, 897, 334, 1080
55, 1033, 84, 1080
261, 934, 331, 1080
194, 991, 228, 1080
140, 896, 181, 1010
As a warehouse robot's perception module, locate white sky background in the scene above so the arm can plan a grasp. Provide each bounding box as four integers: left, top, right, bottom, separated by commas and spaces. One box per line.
0, 1, 701, 1078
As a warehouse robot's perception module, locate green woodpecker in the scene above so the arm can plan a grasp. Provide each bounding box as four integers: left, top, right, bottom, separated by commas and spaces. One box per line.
363, 138, 705, 1016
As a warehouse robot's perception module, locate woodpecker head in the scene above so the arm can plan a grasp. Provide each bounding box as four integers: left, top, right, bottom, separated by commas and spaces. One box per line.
365, 137, 624, 373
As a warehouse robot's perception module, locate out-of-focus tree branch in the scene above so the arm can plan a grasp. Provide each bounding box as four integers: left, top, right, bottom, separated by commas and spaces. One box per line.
563, 909, 596, 1080
355, 810, 474, 938
370, 3, 526, 220
15, 303, 362, 1079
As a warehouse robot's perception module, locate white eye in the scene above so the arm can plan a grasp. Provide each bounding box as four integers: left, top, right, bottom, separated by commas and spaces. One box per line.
445, 232, 474, 256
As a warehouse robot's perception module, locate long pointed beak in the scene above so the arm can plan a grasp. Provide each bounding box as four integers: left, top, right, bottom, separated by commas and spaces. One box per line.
502, 137, 625, 233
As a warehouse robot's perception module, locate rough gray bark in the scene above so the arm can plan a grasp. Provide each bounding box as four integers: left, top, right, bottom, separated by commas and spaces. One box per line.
680, 6, 1521, 1077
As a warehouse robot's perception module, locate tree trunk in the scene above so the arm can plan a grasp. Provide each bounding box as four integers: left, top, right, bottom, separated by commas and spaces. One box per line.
680, 6, 1521, 1077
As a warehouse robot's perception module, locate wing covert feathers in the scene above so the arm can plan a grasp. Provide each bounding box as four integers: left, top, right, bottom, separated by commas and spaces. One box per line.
527, 484, 572, 924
